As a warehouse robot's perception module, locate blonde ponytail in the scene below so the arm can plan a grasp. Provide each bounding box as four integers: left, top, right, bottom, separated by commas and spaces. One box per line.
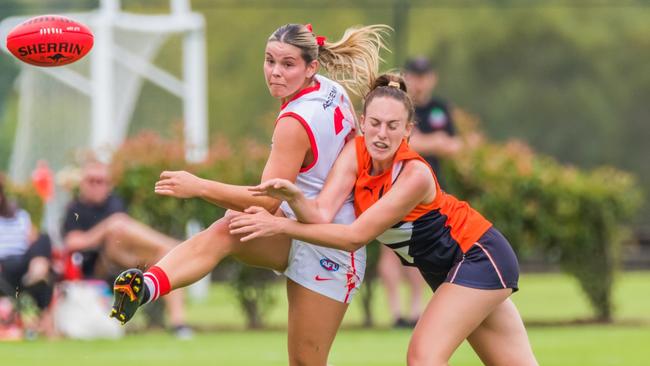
318, 25, 391, 96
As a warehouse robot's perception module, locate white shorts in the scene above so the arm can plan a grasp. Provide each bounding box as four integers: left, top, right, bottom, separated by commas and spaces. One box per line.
280, 200, 365, 303
283, 239, 366, 304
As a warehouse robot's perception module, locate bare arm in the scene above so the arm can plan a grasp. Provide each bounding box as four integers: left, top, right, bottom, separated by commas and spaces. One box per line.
154, 116, 311, 213
310, 140, 358, 222
230, 160, 435, 251
64, 230, 98, 251
408, 129, 462, 157
249, 140, 358, 223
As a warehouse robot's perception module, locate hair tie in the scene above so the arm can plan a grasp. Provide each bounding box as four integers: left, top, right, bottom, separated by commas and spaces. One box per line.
316, 36, 327, 46
305, 23, 313, 32
388, 81, 401, 88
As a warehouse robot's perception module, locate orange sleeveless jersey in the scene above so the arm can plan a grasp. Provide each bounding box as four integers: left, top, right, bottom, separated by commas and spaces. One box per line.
353, 136, 492, 254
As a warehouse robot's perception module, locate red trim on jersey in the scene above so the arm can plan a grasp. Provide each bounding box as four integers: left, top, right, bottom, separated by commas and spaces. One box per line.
343, 251, 357, 303
277, 112, 319, 173
280, 81, 321, 110
333, 106, 345, 135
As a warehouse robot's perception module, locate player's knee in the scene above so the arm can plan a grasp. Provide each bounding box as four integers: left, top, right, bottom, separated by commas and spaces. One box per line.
205, 218, 231, 239
223, 209, 242, 219
204, 218, 238, 252
105, 212, 131, 233
407, 341, 447, 366
289, 344, 325, 366
288, 356, 313, 366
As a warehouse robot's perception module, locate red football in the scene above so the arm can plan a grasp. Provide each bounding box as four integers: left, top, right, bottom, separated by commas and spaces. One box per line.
5, 15, 93, 67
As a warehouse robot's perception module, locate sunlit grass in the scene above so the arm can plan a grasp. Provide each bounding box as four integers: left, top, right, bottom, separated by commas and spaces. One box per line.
1, 272, 648, 366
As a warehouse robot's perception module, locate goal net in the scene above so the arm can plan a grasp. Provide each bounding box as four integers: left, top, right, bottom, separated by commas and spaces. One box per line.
0, 0, 207, 243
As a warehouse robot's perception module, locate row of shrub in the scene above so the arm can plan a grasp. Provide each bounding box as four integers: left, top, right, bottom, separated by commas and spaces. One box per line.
109, 116, 641, 323
443, 112, 643, 320
5, 180, 43, 227
4, 116, 642, 325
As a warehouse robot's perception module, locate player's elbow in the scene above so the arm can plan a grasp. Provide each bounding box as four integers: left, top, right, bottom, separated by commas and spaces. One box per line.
445, 140, 463, 156
260, 198, 282, 214
312, 200, 338, 224
307, 210, 333, 224
345, 231, 370, 252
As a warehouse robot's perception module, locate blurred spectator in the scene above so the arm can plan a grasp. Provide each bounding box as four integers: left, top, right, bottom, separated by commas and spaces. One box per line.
60, 160, 191, 338
403, 56, 462, 185
0, 174, 55, 339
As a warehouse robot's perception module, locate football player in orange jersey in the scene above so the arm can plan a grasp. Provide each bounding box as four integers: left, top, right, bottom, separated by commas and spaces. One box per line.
230, 74, 538, 366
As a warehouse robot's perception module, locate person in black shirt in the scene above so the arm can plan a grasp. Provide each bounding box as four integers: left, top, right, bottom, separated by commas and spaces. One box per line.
404, 56, 462, 188
62, 191, 125, 280
61, 160, 190, 337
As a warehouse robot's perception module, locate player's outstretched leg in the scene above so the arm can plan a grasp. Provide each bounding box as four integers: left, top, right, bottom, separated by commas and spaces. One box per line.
110, 268, 145, 325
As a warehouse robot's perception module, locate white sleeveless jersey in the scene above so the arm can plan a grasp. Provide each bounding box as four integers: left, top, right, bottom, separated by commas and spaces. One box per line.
278, 74, 356, 225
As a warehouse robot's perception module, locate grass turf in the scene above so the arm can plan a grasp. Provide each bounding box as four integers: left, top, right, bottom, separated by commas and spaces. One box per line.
1, 272, 649, 365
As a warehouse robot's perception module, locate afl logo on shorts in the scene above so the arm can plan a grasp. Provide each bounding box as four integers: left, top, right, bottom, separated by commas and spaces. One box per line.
320, 258, 340, 272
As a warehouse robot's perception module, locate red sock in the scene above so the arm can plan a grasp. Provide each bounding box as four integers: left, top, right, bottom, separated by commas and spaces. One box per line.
143, 265, 171, 304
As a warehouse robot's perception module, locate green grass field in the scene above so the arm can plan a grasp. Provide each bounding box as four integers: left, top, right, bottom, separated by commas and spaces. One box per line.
1, 272, 649, 365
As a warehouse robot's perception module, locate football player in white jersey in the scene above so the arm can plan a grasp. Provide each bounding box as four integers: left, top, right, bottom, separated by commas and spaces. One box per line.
110, 23, 389, 365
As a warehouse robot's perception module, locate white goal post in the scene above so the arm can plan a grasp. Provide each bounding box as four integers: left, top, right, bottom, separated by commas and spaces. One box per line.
0, 0, 208, 243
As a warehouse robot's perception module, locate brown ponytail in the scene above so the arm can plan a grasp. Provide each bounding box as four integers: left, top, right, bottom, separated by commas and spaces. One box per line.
363, 73, 414, 122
